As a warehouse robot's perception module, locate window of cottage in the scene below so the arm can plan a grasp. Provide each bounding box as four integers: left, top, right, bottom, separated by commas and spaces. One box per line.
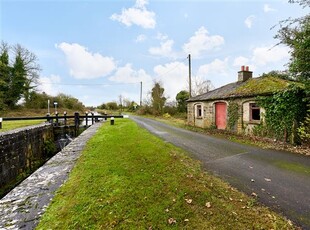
196, 105, 202, 117
250, 103, 260, 121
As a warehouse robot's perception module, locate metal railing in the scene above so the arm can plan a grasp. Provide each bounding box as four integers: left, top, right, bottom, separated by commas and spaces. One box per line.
0, 112, 129, 129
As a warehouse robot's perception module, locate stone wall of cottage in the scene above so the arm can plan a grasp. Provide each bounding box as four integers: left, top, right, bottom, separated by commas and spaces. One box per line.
187, 97, 264, 134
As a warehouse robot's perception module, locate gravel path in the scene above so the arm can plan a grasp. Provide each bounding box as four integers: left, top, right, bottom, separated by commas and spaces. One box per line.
131, 116, 310, 230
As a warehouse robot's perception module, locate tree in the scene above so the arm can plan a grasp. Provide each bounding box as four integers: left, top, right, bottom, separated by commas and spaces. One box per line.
107, 102, 118, 110
151, 82, 166, 115
0, 42, 10, 110
176, 90, 189, 112
258, 84, 307, 144
98, 103, 107, 110
274, 1, 310, 89
8, 51, 27, 108
0, 42, 40, 108
272, 1, 310, 144
261, 70, 292, 81
55, 93, 85, 111
191, 76, 213, 96
13, 44, 40, 105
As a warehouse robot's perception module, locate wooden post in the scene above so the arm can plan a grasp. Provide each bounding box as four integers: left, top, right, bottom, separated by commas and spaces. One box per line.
188, 54, 192, 98
46, 113, 52, 124
0, 118, 2, 129
91, 112, 94, 125
85, 112, 88, 126
56, 112, 59, 126
110, 117, 114, 125
74, 112, 80, 136
64, 111, 67, 126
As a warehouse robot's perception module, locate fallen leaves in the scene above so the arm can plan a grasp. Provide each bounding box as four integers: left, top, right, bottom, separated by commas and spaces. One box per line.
251, 192, 258, 198
168, 217, 176, 225
205, 202, 211, 208
185, 198, 192, 204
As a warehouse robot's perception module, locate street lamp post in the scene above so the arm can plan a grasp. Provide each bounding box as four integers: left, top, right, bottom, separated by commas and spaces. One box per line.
47, 99, 50, 115
54, 102, 58, 114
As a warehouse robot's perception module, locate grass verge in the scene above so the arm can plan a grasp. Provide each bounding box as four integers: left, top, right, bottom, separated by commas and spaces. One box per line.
0, 120, 44, 132
37, 119, 295, 229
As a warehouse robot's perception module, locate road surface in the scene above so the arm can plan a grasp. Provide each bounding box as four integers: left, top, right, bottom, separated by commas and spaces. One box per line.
131, 116, 310, 229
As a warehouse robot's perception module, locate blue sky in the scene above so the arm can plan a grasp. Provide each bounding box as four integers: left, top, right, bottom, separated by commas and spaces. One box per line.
0, 0, 307, 107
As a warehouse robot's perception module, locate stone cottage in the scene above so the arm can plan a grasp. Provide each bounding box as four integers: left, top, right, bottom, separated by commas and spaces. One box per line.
187, 66, 294, 134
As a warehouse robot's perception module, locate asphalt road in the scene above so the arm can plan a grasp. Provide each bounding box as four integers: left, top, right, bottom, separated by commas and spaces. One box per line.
131, 116, 310, 230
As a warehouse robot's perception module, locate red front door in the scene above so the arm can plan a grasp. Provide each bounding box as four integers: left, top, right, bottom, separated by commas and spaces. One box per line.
215, 102, 227, 129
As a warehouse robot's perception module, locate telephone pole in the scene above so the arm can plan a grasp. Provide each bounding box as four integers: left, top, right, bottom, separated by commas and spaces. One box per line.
188, 54, 192, 97
140, 81, 142, 106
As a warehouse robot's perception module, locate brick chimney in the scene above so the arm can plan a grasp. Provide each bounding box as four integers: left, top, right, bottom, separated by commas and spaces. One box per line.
238, 66, 252, 82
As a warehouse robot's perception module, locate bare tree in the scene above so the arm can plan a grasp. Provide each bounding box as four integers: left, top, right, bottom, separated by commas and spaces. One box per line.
191, 76, 214, 97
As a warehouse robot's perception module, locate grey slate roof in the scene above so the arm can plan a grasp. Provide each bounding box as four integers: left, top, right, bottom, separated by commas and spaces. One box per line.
187, 81, 245, 102
187, 76, 294, 102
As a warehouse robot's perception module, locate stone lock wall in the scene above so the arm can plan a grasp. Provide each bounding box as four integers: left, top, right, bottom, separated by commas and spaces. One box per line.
0, 123, 54, 190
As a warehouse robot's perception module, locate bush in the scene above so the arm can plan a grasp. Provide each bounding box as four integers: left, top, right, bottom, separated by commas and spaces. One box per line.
163, 113, 171, 118
298, 109, 310, 144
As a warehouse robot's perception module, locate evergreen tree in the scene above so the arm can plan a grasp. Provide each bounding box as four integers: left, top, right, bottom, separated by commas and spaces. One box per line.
151, 82, 166, 115
176, 90, 189, 113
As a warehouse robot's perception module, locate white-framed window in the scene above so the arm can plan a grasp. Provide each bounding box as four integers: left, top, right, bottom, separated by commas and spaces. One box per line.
250, 103, 260, 121
196, 104, 203, 118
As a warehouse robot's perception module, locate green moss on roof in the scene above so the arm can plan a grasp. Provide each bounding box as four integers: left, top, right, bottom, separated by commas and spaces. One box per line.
232, 76, 292, 96
187, 75, 303, 102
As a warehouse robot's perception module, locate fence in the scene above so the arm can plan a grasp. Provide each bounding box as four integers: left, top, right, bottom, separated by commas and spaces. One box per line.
0, 112, 128, 134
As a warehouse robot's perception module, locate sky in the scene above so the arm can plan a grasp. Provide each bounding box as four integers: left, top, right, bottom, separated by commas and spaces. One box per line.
0, 0, 308, 107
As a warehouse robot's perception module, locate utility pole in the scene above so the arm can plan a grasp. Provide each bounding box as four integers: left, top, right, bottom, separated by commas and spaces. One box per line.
140, 81, 142, 106
188, 54, 192, 97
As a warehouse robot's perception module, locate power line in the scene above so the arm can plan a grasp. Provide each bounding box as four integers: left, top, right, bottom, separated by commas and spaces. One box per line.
38, 82, 140, 86
39, 57, 188, 87
154, 57, 188, 79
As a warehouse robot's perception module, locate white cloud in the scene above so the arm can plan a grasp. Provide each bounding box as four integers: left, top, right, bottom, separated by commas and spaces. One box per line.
153, 62, 189, 100
251, 45, 290, 66
135, 34, 147, 42
149, 39, 175, 58
110, 0, 156, 29
156, 32, 168, 41
245, 15, 255, 29
109, 63, 152, 84
182, 26, 224, 58
197, 58, 230, 77
38, 74, 61, 96
233, 56, 250, 67
56, 43, 116, 79
264, 4, 276, 13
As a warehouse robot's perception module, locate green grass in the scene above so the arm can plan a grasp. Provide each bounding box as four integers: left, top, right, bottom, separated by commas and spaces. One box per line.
0, 120, 44, 132
37, 119, 295, 229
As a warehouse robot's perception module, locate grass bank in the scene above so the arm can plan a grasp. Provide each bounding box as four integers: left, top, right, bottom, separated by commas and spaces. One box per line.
37, 119, 294, 229
0, 120, 44, 132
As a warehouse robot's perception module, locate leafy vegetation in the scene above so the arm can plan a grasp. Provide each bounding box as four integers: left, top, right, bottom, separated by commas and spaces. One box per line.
37, 119, 294, 229
0, 42, 40, 110
257, 84, 307, 144
272, 0, 310, 145
151, 82, 166, 115
227, 102, 239, 131
176, 90, 189, 113
298, 108, 310, 144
